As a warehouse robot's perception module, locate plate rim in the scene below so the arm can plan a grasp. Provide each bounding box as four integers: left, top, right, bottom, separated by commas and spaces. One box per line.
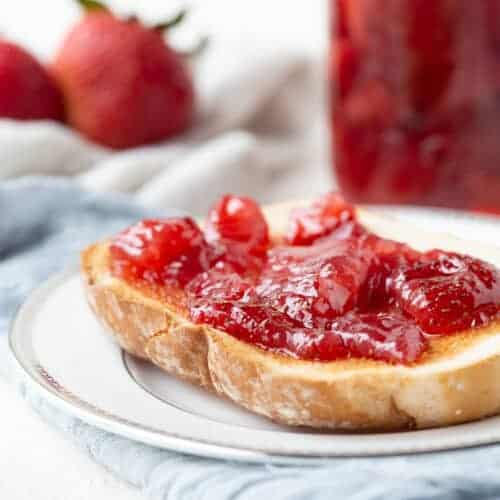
9, 269, 334, 465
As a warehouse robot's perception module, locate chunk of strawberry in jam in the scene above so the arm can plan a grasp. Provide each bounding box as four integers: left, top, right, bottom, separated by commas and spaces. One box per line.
186, 268, 252, 303
392, 251, 500, 334
364, 233, 422, 263
335, 0, 349, 37
341, 0, 369, 46
331, 40, 359, 99
210, 243, 267, 277
187, 270, 287, 349
110, 217, 209, 286
189, 299, 313, 356
289, 311, 426, 363
205, 195, 270, 275
205, 194, 270, 254
359, 233, 423, 308
406, 0, 455, 112
327, 312, 426, 363
258, 238, 374, 327
286, 192, 356, 246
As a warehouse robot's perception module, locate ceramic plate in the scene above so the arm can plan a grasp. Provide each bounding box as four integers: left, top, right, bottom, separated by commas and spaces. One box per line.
9, 207, 500, 463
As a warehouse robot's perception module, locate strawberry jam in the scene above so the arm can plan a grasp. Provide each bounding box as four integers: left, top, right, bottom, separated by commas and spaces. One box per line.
331, 1, 500, 212
392, 251, 500, 334
286, 192, 356, 245
110, 193, 500, 364
206, 195, 270, 255
109, 217, 211, 286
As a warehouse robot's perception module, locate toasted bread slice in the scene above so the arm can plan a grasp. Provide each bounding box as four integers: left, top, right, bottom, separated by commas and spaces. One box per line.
81, 203, 500, 431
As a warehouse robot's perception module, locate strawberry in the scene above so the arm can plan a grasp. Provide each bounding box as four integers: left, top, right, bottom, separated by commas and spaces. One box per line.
0, 40, 64, 121
52, 0, 195, 149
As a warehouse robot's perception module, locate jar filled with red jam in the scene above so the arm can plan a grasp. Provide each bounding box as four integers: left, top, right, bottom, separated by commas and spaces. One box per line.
330, 1, 500, 213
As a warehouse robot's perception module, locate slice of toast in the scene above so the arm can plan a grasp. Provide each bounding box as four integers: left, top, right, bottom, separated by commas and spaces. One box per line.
81, 203, 500, 431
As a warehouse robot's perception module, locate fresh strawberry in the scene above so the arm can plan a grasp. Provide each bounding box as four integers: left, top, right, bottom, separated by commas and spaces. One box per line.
52, 0, 195, 149
0, 40, 64, 121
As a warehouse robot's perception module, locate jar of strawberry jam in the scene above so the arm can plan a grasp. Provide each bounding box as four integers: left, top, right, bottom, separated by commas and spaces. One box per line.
330, 0, 500, 213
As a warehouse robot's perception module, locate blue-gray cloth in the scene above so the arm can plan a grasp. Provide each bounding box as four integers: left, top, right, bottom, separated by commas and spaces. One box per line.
2, 177, 500, 500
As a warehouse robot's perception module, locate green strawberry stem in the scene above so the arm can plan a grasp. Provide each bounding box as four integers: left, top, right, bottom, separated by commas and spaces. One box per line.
76, 0, 109, 12
74, 1, 205, 60
154, 8, 188, 32
178, 36, 210, 61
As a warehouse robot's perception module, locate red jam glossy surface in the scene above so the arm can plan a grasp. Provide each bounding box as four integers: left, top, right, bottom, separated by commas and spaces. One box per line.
109, 217, 212, 286
110, 193, 500, 364
392, 251, 500, 334
286, 192, 356, 245
331, 1, 500, 212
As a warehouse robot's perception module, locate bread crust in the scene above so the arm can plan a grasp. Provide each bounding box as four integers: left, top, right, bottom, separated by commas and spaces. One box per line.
81, 205, 500, 431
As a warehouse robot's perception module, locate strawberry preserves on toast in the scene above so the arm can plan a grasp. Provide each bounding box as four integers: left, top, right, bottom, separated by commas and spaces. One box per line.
107, 193, 500, 365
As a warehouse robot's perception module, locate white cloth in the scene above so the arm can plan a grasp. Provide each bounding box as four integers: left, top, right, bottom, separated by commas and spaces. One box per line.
0, 43, 330, 211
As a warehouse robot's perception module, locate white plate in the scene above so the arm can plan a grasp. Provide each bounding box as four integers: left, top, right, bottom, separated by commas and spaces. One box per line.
9, 208, 500, 463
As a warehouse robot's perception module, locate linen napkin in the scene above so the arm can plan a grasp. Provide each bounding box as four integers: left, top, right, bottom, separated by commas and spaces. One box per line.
5, 177, 500, 500
0, 40, 329, 210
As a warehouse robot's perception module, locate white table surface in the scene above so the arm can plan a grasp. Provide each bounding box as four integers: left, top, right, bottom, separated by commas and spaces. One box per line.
0, 1, 326, 498
0, 378, 142, 500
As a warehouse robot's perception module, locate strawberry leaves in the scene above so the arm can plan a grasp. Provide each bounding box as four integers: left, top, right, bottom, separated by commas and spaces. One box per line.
154, 9, 188, 32
76, 0, 109, 12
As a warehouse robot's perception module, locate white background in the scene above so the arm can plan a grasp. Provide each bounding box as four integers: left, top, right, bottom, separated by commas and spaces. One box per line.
3, 0, 327, 60
0, 1, 327, 499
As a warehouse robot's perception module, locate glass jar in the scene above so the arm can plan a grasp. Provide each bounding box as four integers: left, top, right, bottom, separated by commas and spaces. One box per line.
330, 0, 500, 213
